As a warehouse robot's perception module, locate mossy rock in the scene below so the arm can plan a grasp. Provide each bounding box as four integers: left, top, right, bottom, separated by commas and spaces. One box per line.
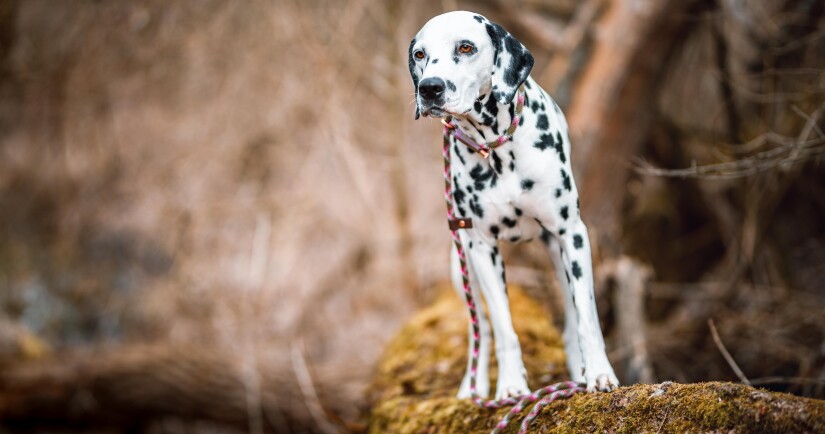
367, 287, 825, 433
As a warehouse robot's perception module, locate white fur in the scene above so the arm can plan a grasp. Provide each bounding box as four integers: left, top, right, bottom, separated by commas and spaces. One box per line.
411, 11, 619, 397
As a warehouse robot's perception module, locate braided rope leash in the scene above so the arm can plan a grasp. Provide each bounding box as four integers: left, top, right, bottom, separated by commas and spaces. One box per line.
441, 86, 585, 434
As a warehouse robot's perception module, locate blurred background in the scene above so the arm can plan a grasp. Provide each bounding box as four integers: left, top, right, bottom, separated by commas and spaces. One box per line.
0, 0, 823, 432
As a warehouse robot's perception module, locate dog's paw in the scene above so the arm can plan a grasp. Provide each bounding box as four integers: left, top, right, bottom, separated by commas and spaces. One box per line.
495, 369, 530, 400
495, 382, 531, 400
586, 372, 619, 392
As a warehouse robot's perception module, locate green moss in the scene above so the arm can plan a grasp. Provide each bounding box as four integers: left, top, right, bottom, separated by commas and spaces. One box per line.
368, 287, 825, 433
368, 287, 568, 406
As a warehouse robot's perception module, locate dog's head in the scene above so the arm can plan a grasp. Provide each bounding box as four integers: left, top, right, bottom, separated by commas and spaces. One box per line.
409, 11, 534, 119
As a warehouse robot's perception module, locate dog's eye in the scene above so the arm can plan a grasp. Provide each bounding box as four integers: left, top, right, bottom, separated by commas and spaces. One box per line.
458, 43, 474, 54
414, 50, 425, 60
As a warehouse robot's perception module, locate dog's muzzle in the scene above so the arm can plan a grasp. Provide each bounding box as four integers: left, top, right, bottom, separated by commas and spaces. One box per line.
418, 77, 447, 117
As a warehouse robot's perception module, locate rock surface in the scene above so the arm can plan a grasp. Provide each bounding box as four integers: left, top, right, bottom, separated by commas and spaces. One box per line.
368, 288, 825, 433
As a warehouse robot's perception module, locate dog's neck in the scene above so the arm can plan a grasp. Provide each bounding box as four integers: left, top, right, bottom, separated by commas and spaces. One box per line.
451, 91, 517, 146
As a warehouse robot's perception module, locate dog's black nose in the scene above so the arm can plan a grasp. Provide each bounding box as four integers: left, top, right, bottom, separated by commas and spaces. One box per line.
419, 77, 446, 100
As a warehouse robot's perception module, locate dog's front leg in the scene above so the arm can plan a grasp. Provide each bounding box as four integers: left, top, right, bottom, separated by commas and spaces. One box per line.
451, 241, 491, 399
463, 233, 530, 400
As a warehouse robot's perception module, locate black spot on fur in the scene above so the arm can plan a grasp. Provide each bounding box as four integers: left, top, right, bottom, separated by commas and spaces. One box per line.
561, 169, 572, 191
560, 206, 569, 220
534, 131, 566, 163
474, 100, 482, 112
510, 236, 520, 242
483, 93, 499, 117
474, 15, 484, 23
485, 23, 503, 55
559, 228, 566, 235
501, 216, 517, 228
408, 38, 420, 119
469, 197, 484, 218
540, 229, 552, 244
446, 80, 456, 92
453, 144, 466, 165
572, 261, 582, 279
454, 188, 466, 205
470, 164, 484, 181
573, 234, 583, 249
514, 207, 522, 216
509, 161, 515, 171
457, 206, 466, 216
555, 189, 562, 198
491, 151, 503, 174
536, 114, 549, 130
490, 225, 500, 237
521, 179, 534, 190
408, 39, 418, 85
502, 35, 528, 87
469, 163, 497, 190
531, 101, 540, 112
534, 132, 553, 151
525, 81, 532, 89
432, 58, 439, 64
554, 131, 566, 163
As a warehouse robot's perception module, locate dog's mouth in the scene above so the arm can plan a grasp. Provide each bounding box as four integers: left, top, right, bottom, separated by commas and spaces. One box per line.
420, 104, 470, 118
422, 107, 447, 118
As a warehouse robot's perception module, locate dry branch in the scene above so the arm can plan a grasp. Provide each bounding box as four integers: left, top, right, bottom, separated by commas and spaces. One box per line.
603, 257, 655, 385
633, 135, 825, 179
708, 318, 751, 386
0, 344, 322, 433
568, 0, 708, 251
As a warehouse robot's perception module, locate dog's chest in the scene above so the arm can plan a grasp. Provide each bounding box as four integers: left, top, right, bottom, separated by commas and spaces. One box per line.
450, 142, 549, 243
447, 82, 576, 243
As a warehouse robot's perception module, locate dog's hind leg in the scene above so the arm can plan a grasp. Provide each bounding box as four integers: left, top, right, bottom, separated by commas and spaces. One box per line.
451, 241, 491, 399
551, 218, 619, 392
543, 234, 585, 384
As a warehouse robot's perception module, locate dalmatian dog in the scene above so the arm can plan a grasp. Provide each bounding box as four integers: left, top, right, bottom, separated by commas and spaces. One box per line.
408, 11, 619, 398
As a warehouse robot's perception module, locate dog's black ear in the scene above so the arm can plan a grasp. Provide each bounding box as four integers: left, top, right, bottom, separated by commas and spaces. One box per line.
408, 37, 421, 120
485, 22, 533, 105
